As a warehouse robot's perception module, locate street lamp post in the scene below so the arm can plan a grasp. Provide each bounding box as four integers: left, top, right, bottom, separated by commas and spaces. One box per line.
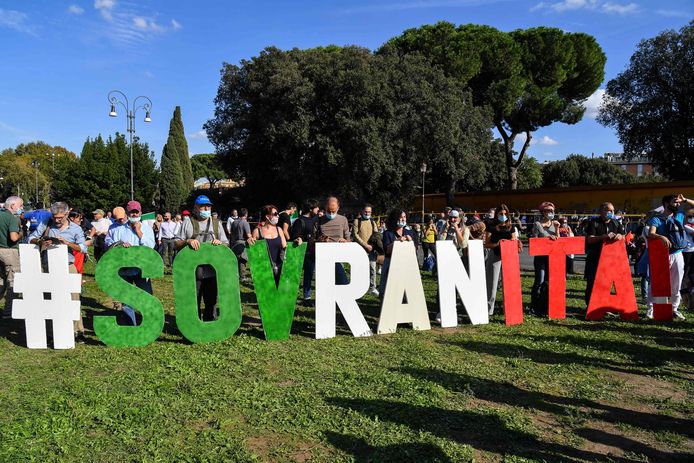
420, 162, 427, 225
31, 160, 40, 208
107, 90, 152, 201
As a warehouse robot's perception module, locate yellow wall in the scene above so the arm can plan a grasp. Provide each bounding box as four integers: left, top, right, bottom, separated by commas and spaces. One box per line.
414, 181, 694, 214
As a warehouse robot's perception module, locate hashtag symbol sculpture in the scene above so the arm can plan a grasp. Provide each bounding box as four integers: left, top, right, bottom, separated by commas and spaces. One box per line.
13, 244, 82, 349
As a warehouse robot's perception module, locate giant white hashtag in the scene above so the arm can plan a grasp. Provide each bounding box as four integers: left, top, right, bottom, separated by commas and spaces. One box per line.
13, 244, 82, 349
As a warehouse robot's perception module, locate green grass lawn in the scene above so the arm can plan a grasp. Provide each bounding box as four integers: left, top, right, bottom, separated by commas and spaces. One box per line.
1, 257, 693, 462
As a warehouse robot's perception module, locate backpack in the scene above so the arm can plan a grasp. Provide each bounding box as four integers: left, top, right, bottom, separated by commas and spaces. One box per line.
665, 216, 687, 251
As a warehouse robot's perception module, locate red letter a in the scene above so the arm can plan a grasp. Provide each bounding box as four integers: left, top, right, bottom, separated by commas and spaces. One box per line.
586, 240, 638, 320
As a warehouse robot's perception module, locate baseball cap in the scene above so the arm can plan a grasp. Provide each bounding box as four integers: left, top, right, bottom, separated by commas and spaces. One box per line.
112, 206, 126, 220
182, 210, 190, 216
448, 210, 460, 218
92, 209, 105, 216
195, 195, 213, 206
126, 200, 141, 213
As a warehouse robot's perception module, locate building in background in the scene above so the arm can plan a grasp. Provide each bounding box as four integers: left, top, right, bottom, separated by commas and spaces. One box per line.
602, 153, 656, 177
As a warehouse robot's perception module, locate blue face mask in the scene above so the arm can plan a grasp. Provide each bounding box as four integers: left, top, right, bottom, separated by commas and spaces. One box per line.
546, 212, 555, 220
362, 214, 371, 220
497, 215, 507, 223
199, 210, 212, 219
396, 220, 406, 228
606, 211, 614, 219
325, 212, 336, 220
14, 207, 23, 216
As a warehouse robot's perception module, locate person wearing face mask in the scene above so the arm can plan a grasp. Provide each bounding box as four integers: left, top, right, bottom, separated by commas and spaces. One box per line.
645, 194, 694, 319
157, 212, 179, 270
557, 216, 575, 274
104, 202, 156, 325
584, 202, 626, 310
290, 200, 320, 302
29, 201, 88, 342
314, 196, 351, 285
484, 204, 518, 316
0, 196, 24, 318
175, 195, 228, 321
247, 205, 287, 285
352, 203, 380, 296
530, 201, 560, 315
379, 209, 415, 298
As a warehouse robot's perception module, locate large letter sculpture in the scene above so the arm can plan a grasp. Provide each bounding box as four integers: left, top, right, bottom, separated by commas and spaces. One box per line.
648, 238, 673, 321
500, 240, 523, 326
315, 242, 372, 339
248, 241, 306, 340
586, 240, 638, 320
377, 241, 430, 334
13, 244, 81, 349
173, 244, 242, 343
93, 246, 165, 346
436, 240, 488, 326
529, 237, 585, 319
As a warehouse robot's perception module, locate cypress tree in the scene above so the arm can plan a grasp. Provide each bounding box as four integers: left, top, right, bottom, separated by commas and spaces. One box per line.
171, 106, 194, 191
159, 134, 184, 213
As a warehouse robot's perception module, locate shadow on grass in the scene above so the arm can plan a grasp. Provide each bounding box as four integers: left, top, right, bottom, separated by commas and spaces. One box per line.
439, 336, 693, 381
397, 367, 694, 441
323, 431, 453, 462
325, 396, 640, 462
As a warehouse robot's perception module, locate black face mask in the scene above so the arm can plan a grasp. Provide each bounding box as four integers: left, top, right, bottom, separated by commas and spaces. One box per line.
668, 204, 679, 212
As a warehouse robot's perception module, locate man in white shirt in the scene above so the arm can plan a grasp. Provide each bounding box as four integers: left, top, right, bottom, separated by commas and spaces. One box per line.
157, 212, 179, 269
226, 209, 238, 237
90, 208, 112, 262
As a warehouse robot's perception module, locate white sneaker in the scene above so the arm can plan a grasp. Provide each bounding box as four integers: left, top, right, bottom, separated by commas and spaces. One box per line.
674, 310, 686, 320
435, 312, 441, 323
646, 308, 653, 319
369, 288, 380, 297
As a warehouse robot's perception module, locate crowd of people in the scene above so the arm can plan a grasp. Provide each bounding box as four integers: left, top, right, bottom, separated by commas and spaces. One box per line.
0, 192, 693, 343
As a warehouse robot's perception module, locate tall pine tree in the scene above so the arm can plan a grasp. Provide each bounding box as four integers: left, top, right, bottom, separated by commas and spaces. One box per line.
159, 134, 184, 213
172, 106, 194, 190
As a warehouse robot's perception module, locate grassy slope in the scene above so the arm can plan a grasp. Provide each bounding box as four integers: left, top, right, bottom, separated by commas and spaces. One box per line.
1, 258, 693, 463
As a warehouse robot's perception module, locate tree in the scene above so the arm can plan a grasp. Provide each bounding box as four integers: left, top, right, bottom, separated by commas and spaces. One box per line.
541, 154, 634, 188
190, 153, 228, 188
172, 106, 194, 190
205, 45, 494, 208
598, 21, 694, 179
386, 22, 606, 189
159, 134, 185, 213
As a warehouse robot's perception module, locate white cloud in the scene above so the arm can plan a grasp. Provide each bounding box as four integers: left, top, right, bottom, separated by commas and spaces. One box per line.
514, 133, 559, 147
531, 0, 639, 14
171, 19, 182, 30
601, 2, 638, 14
188, 130, 207, 140
0, 8, 36, 35
656, 9, 692, 18
584, 88, 605, 118
68, 5, 85, 15
538, 135, 559, 145
94, 0, 115, 21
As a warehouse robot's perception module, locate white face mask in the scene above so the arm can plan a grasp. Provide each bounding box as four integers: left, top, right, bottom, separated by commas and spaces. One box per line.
269, 217, 279, 225
397, 220, 407, 228
688, 217, 694, 224
128, 216, 141, 223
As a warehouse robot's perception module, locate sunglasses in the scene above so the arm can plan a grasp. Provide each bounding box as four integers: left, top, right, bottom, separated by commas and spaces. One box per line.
271, 212, 279, 216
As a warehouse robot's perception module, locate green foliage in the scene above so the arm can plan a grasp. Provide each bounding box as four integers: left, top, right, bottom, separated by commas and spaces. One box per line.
172, 106, 194, 189
1, 136, 157, 213
517, 156, 543, 190
206, 45, 494, 208
159, 133, 185, 213
190, 153, 228, 187
387, 22, 606, 189
542, 154, 635, 188
599, 21, 694, 179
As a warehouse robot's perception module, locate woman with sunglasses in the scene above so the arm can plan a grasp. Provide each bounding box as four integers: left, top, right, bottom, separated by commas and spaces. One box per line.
484, 204, 518, 316
530, 201, 559, 315
248, 205, 287, 285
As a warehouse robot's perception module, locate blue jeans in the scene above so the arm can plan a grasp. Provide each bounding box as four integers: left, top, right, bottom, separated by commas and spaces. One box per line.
302, 255, 316, 299
335, 263, 349, 285
531, 256, 548, 311
119, 271, 153, 326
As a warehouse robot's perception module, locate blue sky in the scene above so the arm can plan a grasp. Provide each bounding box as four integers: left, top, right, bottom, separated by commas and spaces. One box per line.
0, 0, 691, 163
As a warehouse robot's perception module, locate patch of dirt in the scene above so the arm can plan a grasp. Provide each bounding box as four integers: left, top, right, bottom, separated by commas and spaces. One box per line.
611, 371, 687, 402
